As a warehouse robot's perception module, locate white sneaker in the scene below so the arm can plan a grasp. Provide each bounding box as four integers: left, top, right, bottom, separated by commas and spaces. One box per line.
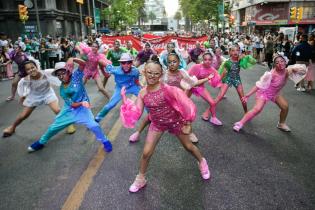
277, 123, 291, 132
189, 133, 198, 143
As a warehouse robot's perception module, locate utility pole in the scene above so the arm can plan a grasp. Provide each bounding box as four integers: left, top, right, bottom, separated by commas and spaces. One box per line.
87, 0, 91, 34
92, 0, 97, 32
33, 0, 41, 37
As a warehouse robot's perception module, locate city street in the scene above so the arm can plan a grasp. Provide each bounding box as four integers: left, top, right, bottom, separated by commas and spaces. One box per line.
0, 64, 315, 210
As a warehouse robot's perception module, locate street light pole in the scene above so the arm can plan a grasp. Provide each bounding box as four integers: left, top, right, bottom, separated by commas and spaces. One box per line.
33, 0, 41, 37
92, 0, 97, 32
79, 4, 84, 38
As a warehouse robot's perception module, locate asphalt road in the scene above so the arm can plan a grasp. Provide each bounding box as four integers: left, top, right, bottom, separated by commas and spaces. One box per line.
0, 64, 314, 210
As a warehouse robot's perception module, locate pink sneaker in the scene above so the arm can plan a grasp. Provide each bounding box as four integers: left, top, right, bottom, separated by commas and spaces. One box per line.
199, 158, 210, 180
233, 122, 243, 132
129, 175, 147, 193
210, 117, 223, 126
189, 133, 198, 143
129, 131, 140, 143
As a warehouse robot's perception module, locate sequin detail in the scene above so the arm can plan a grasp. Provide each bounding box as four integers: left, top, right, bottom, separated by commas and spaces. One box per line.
143, 86, 185, 135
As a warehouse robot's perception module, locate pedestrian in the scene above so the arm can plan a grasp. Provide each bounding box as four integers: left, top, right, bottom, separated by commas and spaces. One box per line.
0, 46, 14, 80
134, 42, 156, 67
233, 54, 307, 132
6, 42, 29, 101
94, 53, 141, 123
304, 34, 315, 92
187, 51, 222, 125
120, 57, 210, 193
27, 59, 112, 153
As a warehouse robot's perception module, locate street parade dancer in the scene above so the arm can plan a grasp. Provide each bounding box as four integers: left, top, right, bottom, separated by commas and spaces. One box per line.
27, 59, 112, 153
94, 53, 141, 123
187, 51, 223, 125
120, 58, 210, 193
3, 58, 76, 137
159, 41, 187, 70
128, 53, 201, 143
233, 54, 307, 132
216, 44, 257, 113
77, 41, 111, 99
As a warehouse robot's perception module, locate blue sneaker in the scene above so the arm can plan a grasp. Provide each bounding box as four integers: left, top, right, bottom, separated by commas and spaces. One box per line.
103, 141, 112, 153
95, 117, 101, 123
28, 141, 44, 153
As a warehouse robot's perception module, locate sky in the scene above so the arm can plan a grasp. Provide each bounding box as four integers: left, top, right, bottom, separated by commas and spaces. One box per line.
164, 0, 179, 17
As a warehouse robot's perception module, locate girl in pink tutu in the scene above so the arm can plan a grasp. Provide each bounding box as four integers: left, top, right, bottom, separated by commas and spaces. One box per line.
120, 58, 210, 193
77, 42, 111, 99
187, 51, 223, 125
233, 55, 307, 132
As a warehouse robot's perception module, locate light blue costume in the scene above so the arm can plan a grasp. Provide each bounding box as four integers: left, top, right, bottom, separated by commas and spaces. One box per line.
30, 68, 111, 152
95, 65, 140, 122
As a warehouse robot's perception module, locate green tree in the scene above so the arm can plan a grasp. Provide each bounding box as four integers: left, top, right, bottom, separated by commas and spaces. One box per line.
174, 11, 182, 30
101, 0, 145, 30
148, 11, 156, 25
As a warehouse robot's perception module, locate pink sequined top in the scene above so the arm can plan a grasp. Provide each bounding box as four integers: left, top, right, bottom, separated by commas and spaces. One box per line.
84, 52, 110, 79
188, 64, 221, 96
256, 69, 287, 102
143, 85, 186, 134
165, 71, 183, 88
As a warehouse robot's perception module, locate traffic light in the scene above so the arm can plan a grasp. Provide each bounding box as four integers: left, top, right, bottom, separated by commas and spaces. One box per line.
89, 17, 93, 27
85, 16, 89, 26
84, 16, 93, 26
290, 7, 296, 20
229, 15, 235, 26
18, 4, 29, 23
297, 7, 303, 21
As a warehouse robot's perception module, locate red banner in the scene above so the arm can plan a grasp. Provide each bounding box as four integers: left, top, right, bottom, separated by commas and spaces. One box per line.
102, 35, 208, 54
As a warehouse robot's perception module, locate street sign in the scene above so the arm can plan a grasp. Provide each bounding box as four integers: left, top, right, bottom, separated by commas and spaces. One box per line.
218, 3, 224, 21
76, 0, 84, 4
95, 8, 100, 24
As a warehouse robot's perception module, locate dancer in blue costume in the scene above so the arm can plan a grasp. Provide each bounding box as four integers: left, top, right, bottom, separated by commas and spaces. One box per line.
28, 58, 112, 152
95, 53, 141, 122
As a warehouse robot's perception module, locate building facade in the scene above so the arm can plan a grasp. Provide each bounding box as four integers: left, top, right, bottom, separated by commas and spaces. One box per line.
230, 0, 315, 34
0, 0, 109, 39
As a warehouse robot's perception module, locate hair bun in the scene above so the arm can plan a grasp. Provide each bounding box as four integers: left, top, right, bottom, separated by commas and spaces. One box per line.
149, 54, 160, 63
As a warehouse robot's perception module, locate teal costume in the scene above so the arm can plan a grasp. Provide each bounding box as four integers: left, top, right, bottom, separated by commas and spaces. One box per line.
218, 55, 256, 87
28, 68, 112, 152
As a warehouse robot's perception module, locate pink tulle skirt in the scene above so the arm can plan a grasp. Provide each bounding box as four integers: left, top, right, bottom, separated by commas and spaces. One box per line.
305, 63, 315, 82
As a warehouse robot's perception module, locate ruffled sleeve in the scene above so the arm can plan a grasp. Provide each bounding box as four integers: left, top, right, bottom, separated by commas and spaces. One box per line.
79, 42, 91, 55
42, 69, 61, 86
120, 98, 142, 128
163, 84, 197, 122
218, 60, 231, 75
17, 78, 30, 97
208, 69, 222, 88
240, 55, 256, 69
255, 71, 272, 90
180, 70, 198, 90
286, 64, 307, 84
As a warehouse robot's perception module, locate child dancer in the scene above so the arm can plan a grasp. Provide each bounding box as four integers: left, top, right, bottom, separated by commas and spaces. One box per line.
128, 53, 201, 143
2, 59, 75, 137
216, 44, 256, 113
77, 42, 111, 99
94, 53, 141, 123
27, 59, 112, 153
233, 55, 307, 132
187, 51, 223, 125
120, 59, 210, 193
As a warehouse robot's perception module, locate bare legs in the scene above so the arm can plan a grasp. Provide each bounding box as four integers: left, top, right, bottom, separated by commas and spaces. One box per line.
6, 74, 21, 101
